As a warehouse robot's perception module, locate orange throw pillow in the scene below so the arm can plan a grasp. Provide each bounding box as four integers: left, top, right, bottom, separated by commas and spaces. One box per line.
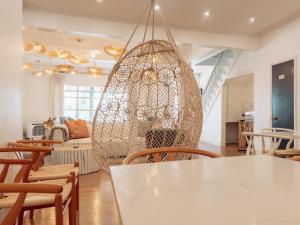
65, 119, 90, 139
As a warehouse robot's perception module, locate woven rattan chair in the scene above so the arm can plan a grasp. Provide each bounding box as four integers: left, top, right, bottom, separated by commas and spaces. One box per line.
0, 156, 76, 225
8, 140, 80, 211
123, 147, 220, 165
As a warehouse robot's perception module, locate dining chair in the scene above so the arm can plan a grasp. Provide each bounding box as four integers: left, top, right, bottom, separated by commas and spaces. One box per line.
9, 140, 80, 211
262, 128, 298, 154
14, 139, 62, 171
262, 128, 294, 133
290, 156, 300, 162
0, 147, 77, 225
123, 147, 220, 165
243, 131, 300, 157
0, 183, 63, 225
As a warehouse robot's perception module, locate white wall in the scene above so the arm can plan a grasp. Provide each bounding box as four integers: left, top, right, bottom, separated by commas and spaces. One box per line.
0, 0, 23, 145
23, 72, 52, 125
0, 0, 22, 196
226, 83, 253, 122
200, 89, 225, 146
229, 51, 255, 79
254, 17, 300, 151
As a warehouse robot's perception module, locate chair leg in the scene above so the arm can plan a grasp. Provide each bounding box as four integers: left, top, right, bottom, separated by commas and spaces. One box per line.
68, 202, 75, 225
17, 209, 24, 225
69, 175, 77, 225
55, 195, 63, 225
69, 194, 77, 225
73, 174, 77, 225
76, 178, 79, 211
74, 162, 80, 211
29, 210, 34, 219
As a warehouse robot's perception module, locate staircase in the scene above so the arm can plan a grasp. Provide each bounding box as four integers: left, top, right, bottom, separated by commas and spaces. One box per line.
202, 50, 241, 120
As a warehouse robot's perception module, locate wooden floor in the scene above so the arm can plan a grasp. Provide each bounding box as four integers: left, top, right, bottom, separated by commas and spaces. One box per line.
23, 144, 244, 225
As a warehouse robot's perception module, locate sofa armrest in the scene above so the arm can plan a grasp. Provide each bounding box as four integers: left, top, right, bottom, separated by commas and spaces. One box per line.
49, 124, 69, 142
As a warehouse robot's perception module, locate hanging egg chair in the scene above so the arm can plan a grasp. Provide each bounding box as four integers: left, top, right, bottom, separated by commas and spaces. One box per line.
93, 0, 203, 173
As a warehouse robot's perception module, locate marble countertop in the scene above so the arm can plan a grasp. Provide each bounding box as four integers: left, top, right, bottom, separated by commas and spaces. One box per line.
111, 155, 300, 225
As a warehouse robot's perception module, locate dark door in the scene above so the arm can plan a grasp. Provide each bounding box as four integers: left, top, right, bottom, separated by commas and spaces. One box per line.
272, 60, 294, 148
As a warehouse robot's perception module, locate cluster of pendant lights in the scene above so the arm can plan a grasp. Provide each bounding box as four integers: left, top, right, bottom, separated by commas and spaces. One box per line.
23, 41, 126, 78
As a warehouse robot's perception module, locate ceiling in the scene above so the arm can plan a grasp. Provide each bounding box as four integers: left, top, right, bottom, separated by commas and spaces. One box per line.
24, 0, 300, 36
23, 28, 122, 74
23, 28, 125, 61
23, 27, 212, 61
23, 28, 213, 74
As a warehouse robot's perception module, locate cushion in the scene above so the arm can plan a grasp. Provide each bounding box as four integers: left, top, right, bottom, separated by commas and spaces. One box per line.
65, 119, 89, 139
64, 137, 91, 145
87, 124, 93, 137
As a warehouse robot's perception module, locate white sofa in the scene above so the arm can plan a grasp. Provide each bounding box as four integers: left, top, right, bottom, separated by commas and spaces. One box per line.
49, 124, 137, 156
49, 123, 92, 145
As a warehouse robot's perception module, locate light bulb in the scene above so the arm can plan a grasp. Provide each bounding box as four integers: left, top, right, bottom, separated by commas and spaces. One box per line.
249, 17, 255, 24
204, 11, 210, 17
23, 62, 33, 70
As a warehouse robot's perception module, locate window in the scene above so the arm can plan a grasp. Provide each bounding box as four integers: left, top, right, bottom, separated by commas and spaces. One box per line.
63, 85, 102, 121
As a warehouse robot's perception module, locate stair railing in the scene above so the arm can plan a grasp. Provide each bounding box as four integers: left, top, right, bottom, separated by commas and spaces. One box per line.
201, 50, 241, 120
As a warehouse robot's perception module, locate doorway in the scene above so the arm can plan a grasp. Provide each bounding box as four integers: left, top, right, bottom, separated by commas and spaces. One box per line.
272, 60, 294, 129
222, 74, 254, 149
272, 60, 294, 149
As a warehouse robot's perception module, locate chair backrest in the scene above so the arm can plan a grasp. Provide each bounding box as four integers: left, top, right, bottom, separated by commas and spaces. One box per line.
0, 159, 32, 225
291, 156, 300, 162
6, 144, 54, 171
0, 159, 32, 183
0, 183, 63, 225
262, 128, 294, 133
242, 131, 295, 155
123, 147, 220, 165
261, 128, 295, 150
0, 187, 27, 225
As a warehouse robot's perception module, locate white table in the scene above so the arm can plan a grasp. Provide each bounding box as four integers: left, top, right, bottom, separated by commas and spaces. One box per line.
45, 144, 100, 175
111, 155, 300, 225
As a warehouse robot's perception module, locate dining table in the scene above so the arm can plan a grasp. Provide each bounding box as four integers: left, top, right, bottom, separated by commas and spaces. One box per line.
111, 155, 300, 225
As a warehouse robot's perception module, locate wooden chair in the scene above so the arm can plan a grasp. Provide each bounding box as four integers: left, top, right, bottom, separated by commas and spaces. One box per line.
290, 156, 300, 162
123, 147, 220, 165
243, 131, 300, 157
8, 140, 80, 211
0, 183, 63, 225
262, 128, 294, 133
0, 148, 76, 225
261, 127, 294, 134
262, 128, 300, 157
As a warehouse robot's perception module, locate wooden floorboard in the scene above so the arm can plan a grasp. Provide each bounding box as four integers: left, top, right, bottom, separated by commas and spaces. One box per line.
23, 144, 242, 225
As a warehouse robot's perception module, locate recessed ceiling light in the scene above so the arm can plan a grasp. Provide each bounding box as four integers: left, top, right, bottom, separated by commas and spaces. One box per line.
204, 11, 210, 17
90, 50, 102, 58
249, 17, 255, 24
96, 0, 103, 3
154, 4, 160, 11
